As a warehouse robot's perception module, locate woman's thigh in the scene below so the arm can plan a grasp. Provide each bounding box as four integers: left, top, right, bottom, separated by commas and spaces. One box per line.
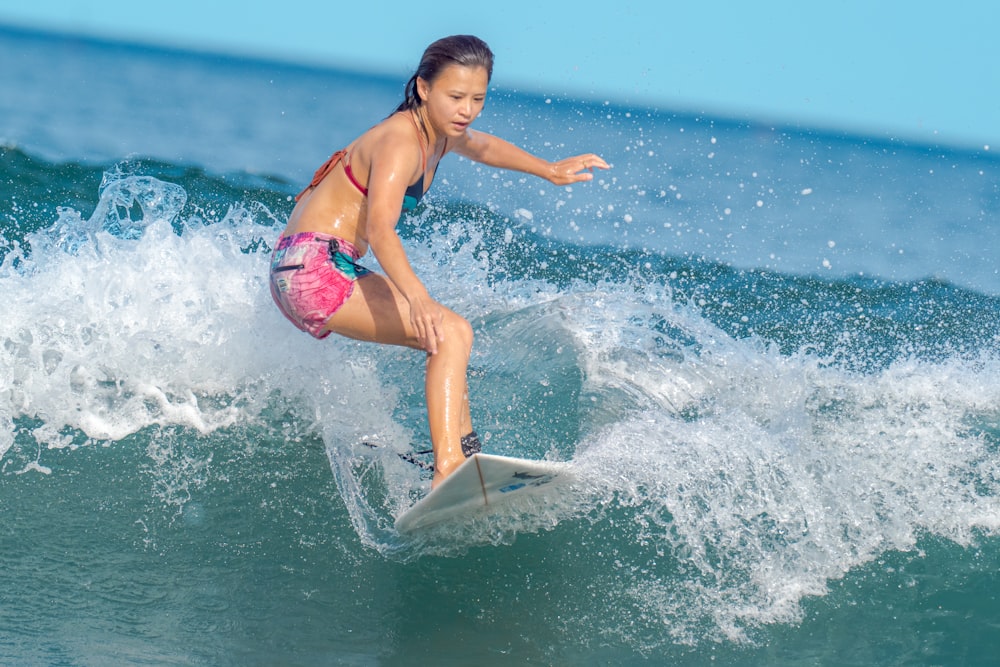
321, 272, 422, 349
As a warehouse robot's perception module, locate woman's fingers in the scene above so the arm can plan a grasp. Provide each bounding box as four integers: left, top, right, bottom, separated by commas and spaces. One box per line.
410, 299, 446, 355
577, 153, 610, 172
550, 153, 609, 184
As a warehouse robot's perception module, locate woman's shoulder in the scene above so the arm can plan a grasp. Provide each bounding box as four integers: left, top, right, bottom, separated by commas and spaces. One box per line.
353, 113, 422, 167
357, 112, 413, 146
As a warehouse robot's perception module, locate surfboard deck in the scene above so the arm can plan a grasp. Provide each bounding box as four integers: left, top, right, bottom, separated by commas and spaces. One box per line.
394, 453, 573, 534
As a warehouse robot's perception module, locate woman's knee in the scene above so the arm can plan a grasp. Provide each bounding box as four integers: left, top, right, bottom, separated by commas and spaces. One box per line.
442, 311, 474, 352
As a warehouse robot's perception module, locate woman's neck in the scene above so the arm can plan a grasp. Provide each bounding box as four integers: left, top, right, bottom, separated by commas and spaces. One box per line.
411, 106, 444, 153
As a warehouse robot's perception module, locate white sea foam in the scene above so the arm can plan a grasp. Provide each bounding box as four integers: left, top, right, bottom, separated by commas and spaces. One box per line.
0, 171, 400, 468
560, 288, 1000, 641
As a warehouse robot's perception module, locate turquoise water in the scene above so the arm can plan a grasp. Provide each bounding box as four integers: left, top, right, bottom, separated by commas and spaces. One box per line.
2, 25, 1000, 666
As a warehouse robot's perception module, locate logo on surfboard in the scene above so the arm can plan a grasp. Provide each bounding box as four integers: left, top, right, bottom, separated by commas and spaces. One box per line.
499, 471, 557, 494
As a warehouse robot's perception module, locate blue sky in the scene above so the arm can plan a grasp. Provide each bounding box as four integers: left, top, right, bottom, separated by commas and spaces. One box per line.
2, 1, 997, 149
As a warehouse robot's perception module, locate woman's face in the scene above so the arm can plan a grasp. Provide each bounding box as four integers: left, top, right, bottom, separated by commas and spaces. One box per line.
417, 64, 489, 138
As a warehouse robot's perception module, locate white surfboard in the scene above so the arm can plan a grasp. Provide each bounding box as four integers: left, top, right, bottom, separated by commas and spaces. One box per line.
395, 453, 573, 534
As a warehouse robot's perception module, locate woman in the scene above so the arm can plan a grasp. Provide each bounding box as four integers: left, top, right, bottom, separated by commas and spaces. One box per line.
270, 35, 608, 487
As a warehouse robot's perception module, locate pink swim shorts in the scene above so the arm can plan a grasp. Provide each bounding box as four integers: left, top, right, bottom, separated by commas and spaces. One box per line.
269, 232, 370, 339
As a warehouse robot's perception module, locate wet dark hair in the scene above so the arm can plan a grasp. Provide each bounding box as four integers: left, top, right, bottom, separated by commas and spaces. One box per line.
395, 35, 494, 113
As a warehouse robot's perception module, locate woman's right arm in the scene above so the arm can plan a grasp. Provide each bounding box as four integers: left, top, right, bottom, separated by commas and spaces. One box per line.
363, 135, 447, 354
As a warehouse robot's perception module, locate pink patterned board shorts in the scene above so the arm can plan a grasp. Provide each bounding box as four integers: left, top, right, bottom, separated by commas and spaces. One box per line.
269, 232, 370, 339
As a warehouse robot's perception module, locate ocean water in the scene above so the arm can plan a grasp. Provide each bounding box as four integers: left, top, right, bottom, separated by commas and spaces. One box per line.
2, 25, 1000, 666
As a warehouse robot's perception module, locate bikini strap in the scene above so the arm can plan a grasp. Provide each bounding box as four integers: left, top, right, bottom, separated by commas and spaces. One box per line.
405, 111, 429, 172
296, 113, 441, 203
295, 149, 347, 201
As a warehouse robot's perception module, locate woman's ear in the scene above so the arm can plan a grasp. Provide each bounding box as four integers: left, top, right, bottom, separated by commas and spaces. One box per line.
415, 76, 429, 103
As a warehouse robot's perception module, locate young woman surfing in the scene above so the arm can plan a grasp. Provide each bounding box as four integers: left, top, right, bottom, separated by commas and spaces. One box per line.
270, 35, 608, 487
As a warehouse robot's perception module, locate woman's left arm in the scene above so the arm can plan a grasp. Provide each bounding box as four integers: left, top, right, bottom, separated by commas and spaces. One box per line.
452, 129, 609, 186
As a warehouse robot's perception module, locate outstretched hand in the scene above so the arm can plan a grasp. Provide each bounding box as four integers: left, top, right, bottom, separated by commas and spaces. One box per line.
547, 153, 610, 186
